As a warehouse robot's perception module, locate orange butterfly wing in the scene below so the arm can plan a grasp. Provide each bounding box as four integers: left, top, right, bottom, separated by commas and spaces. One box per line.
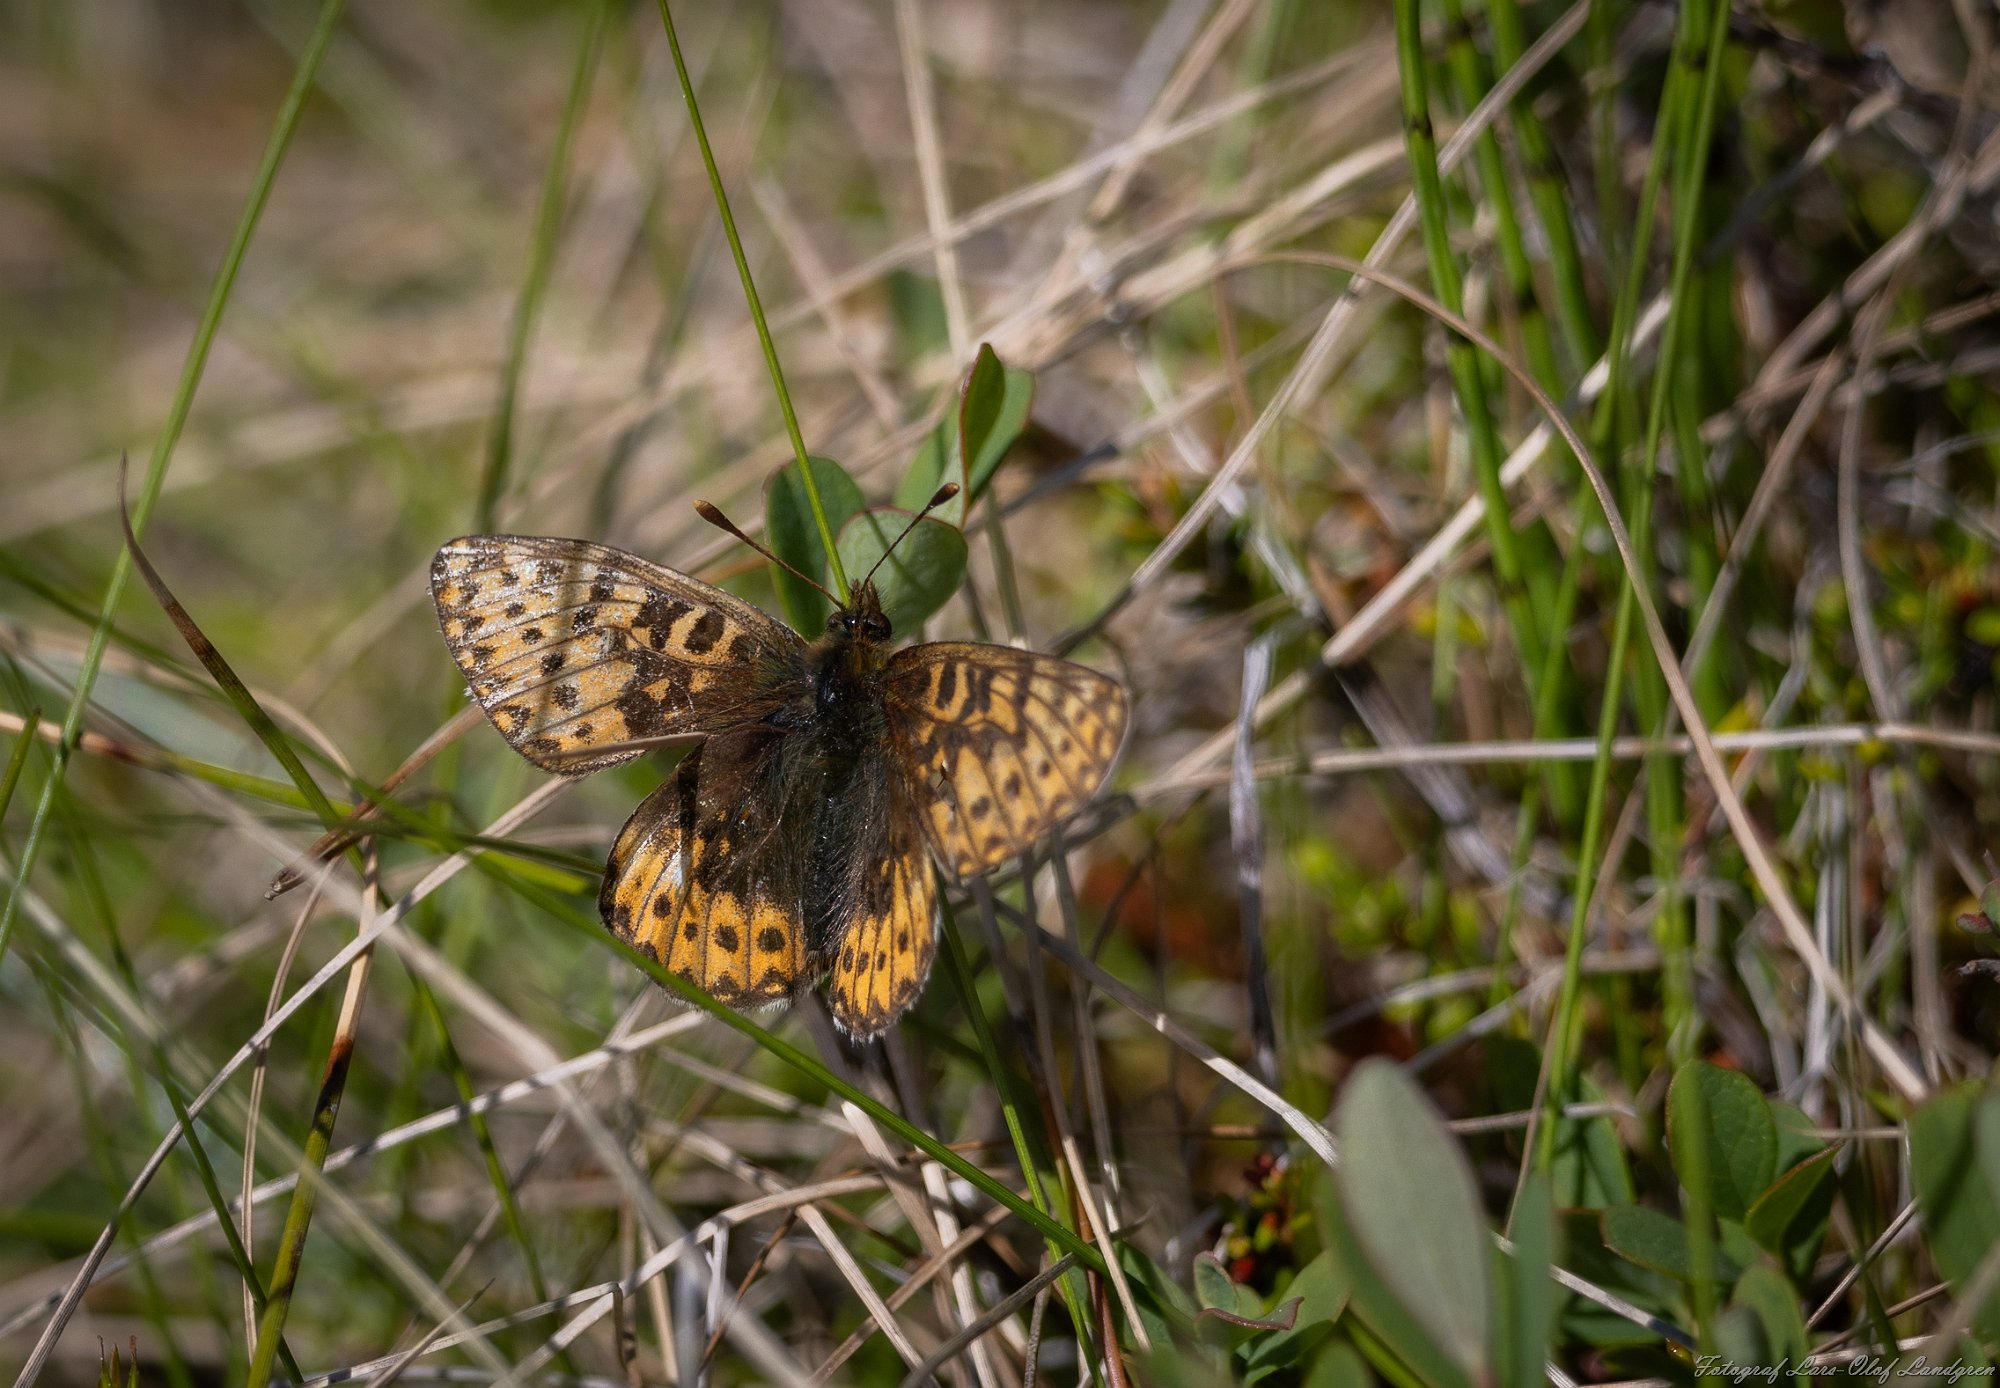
430, 535, 801, 774
883, 642, 1128, 878
599, 727, 812, 1008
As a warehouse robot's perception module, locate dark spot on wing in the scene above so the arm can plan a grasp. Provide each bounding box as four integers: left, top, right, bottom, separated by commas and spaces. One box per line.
541, 651, 567, 675
617, 689, 667, 739
683, 610, 725, 655
505, 602, 527, 619
552, 682, 579, 710
522, 627, 544, 644
715, 924, 740, 952
635, 594, 693, 651
759, 927, 787, 953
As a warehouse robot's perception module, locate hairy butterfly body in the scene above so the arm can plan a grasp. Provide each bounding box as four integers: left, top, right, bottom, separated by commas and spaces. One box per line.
431, 534, 1127, 1038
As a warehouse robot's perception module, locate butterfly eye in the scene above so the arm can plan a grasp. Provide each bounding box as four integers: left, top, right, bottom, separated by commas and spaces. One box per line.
862, 612, 891, 640
825, 610, 847, 635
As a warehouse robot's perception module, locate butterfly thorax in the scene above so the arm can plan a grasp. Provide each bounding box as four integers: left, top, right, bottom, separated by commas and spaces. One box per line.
803, 581, 894, 745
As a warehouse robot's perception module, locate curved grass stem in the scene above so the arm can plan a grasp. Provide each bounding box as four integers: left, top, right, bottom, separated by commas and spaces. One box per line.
655, 0, 850, 600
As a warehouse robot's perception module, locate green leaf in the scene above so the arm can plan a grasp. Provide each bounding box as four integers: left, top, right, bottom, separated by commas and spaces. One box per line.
1334, 1059, 1492, 1381
1495, 1174, 1556, 1388
834, 510, 968, 636
1199, 1298, 1301, 1335
1121, 1243, 1197, 1355
1191, 1252, 1300, 1349
895, 345, 1034, 525
1320, 1172, 1476, 1388
1553, 1210, 1677, 1349
1977, 1083, 2000, 1214
895, 425, 960, 522
1767, 1099, 1826, 1173
1711, 1304, 1771, 1372
1728, 1263, 1809, 1385
765, 455, 864, 632
1240, 1251, 1350, 1380
1301, 1341, 1371, 1388
1744, 1147, 1838, 1278
1665, 1062, 1777, 1221
1194, 1249, 1252, 1315
1601, 1203, 1742, 1284
1910, 1084, 2000, 1341
958, 343, 1034, 498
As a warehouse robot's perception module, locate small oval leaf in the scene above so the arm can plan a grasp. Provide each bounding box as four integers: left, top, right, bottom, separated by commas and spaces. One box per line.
835, 510, 968, 636
1333, 1059, 1493, 1379
959, 343, 1034, 498
1744, 1148, 1838, 1258
1601, 1203, 1742, 1284
1912, 1083, 2000, 1340
766, 456, 864, 632
1240, 1249, 1351, 1380
1665, 1061, 1777, 1221
895, 425, 962, 525
1728, 1263, 1809, 1376
897, 346, 1034, 527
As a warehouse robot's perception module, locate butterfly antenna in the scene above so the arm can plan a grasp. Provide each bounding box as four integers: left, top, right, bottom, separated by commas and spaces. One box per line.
862, 483, 960, 588
693, 500, 841, 606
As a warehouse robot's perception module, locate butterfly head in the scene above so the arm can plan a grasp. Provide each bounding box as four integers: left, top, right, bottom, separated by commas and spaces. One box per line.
825, 580, 893, 646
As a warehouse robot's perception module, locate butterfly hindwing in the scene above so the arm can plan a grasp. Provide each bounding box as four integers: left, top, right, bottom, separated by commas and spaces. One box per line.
823, 782, 938, 1039
883, 642, 1129, 877
599, 728, 811, 1008
431, 535, 803, 774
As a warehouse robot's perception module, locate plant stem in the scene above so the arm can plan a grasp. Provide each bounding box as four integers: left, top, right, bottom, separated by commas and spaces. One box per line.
655, 0, 849, 599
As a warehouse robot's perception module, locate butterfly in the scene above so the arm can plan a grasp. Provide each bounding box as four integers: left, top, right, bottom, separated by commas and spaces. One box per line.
428, 503, 1128, 1039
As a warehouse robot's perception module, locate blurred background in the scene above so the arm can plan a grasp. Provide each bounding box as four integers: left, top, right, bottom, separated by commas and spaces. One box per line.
4, 0, 2000, 1382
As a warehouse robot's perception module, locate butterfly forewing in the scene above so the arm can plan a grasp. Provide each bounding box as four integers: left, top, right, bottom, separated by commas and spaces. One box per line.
431, 535, 803, 774
824, 785, 938, 1038
599, 729, 811, 1007
883, 642, 1129, 878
